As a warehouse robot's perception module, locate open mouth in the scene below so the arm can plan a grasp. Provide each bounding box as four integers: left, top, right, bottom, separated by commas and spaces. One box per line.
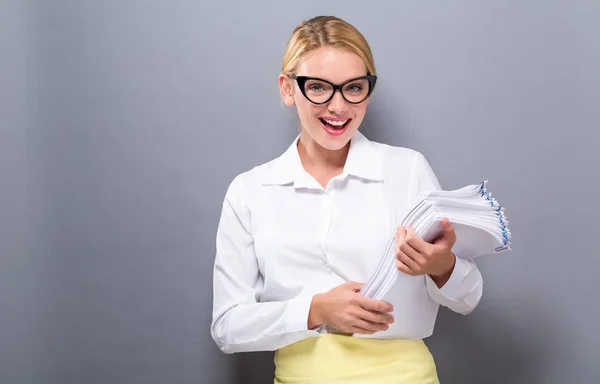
319, 118, 351, 135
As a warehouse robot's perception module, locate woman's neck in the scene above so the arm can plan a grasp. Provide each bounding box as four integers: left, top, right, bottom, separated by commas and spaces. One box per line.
297, 130, 350, 187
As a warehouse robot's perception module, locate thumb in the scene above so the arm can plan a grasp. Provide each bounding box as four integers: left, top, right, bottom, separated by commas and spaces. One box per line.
437, 218, 456, 244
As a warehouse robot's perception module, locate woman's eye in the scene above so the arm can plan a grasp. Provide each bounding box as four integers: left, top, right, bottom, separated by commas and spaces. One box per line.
309, 84, 326, 92
345, 84, 363, 93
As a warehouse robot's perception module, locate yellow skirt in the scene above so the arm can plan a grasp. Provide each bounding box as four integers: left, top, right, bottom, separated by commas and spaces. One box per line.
274, 334, 440, 384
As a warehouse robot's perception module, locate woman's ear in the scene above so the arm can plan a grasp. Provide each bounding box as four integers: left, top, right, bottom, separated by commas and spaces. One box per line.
278, 74, 295, 107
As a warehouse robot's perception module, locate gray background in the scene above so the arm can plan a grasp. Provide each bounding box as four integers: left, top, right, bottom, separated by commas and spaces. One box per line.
1, 0, 599, 383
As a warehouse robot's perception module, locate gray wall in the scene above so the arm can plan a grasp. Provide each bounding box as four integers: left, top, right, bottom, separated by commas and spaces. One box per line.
1, 0, 598, 383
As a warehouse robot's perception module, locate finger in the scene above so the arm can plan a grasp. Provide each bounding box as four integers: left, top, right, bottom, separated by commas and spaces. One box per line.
359, 308, 394, 325
405, 226, 433, 253
357, 295, 394, 313
396, 225, 406, 245
350, 326, 377, 335
399, 241, 426, 266
396, 249, 422, 274
394, 227, 402, 255
343, 281, 365, 292
354, 318, 389, 332
396, 259, 415, 275
396, 226, 422, 264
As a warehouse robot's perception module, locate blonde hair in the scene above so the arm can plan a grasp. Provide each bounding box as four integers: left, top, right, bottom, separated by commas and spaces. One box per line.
281, 16, 376, 76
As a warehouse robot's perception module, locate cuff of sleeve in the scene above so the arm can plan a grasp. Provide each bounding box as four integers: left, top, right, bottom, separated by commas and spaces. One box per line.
426, 256, 473, 301
285, 295, 321, 335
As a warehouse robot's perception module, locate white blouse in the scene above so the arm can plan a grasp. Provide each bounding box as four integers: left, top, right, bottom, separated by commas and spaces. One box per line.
210, 131, 483, 354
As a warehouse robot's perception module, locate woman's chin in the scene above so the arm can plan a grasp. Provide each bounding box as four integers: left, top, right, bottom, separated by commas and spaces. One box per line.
316, 128, 355, 150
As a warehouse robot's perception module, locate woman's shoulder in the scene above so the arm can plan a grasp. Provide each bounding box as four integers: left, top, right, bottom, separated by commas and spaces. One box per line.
221, 155, 285, 202
371, 140, 421, 157
362, 135, 440, 194
366, 138, 428, 172
365, 137, 441, 202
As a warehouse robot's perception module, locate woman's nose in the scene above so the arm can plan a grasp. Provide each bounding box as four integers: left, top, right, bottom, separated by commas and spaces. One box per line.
327, 91, 348, 114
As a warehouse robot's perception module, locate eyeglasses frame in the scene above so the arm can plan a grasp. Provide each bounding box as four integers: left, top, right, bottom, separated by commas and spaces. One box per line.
288, 74, 378, 105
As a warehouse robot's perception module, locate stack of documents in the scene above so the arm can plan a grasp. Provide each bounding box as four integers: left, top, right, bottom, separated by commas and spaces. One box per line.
360, 181, 511, 301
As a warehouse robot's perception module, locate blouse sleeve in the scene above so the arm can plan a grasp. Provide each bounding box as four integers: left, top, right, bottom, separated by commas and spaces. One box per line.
210, 174, 320, 353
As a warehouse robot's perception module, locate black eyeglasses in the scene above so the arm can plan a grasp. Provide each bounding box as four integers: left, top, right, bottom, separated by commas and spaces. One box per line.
288, 74, 377, 105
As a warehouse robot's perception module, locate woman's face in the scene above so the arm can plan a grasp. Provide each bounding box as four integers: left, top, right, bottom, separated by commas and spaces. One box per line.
279, 46, 372, 151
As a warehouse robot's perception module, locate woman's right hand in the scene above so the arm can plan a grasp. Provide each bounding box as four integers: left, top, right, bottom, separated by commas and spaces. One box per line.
307, 282, 394, 334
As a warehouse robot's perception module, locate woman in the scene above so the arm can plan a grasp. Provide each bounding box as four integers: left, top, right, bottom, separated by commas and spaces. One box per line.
211, 15, 483, 383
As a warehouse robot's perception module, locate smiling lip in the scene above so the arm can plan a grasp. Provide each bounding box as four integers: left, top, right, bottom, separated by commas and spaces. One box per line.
319, 116, 351, 136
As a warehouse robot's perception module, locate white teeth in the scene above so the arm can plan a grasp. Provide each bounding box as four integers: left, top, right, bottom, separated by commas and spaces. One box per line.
323, 119, 348, 126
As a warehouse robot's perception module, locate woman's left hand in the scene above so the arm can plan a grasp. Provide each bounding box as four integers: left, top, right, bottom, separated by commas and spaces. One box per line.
395, 218, 457, 279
